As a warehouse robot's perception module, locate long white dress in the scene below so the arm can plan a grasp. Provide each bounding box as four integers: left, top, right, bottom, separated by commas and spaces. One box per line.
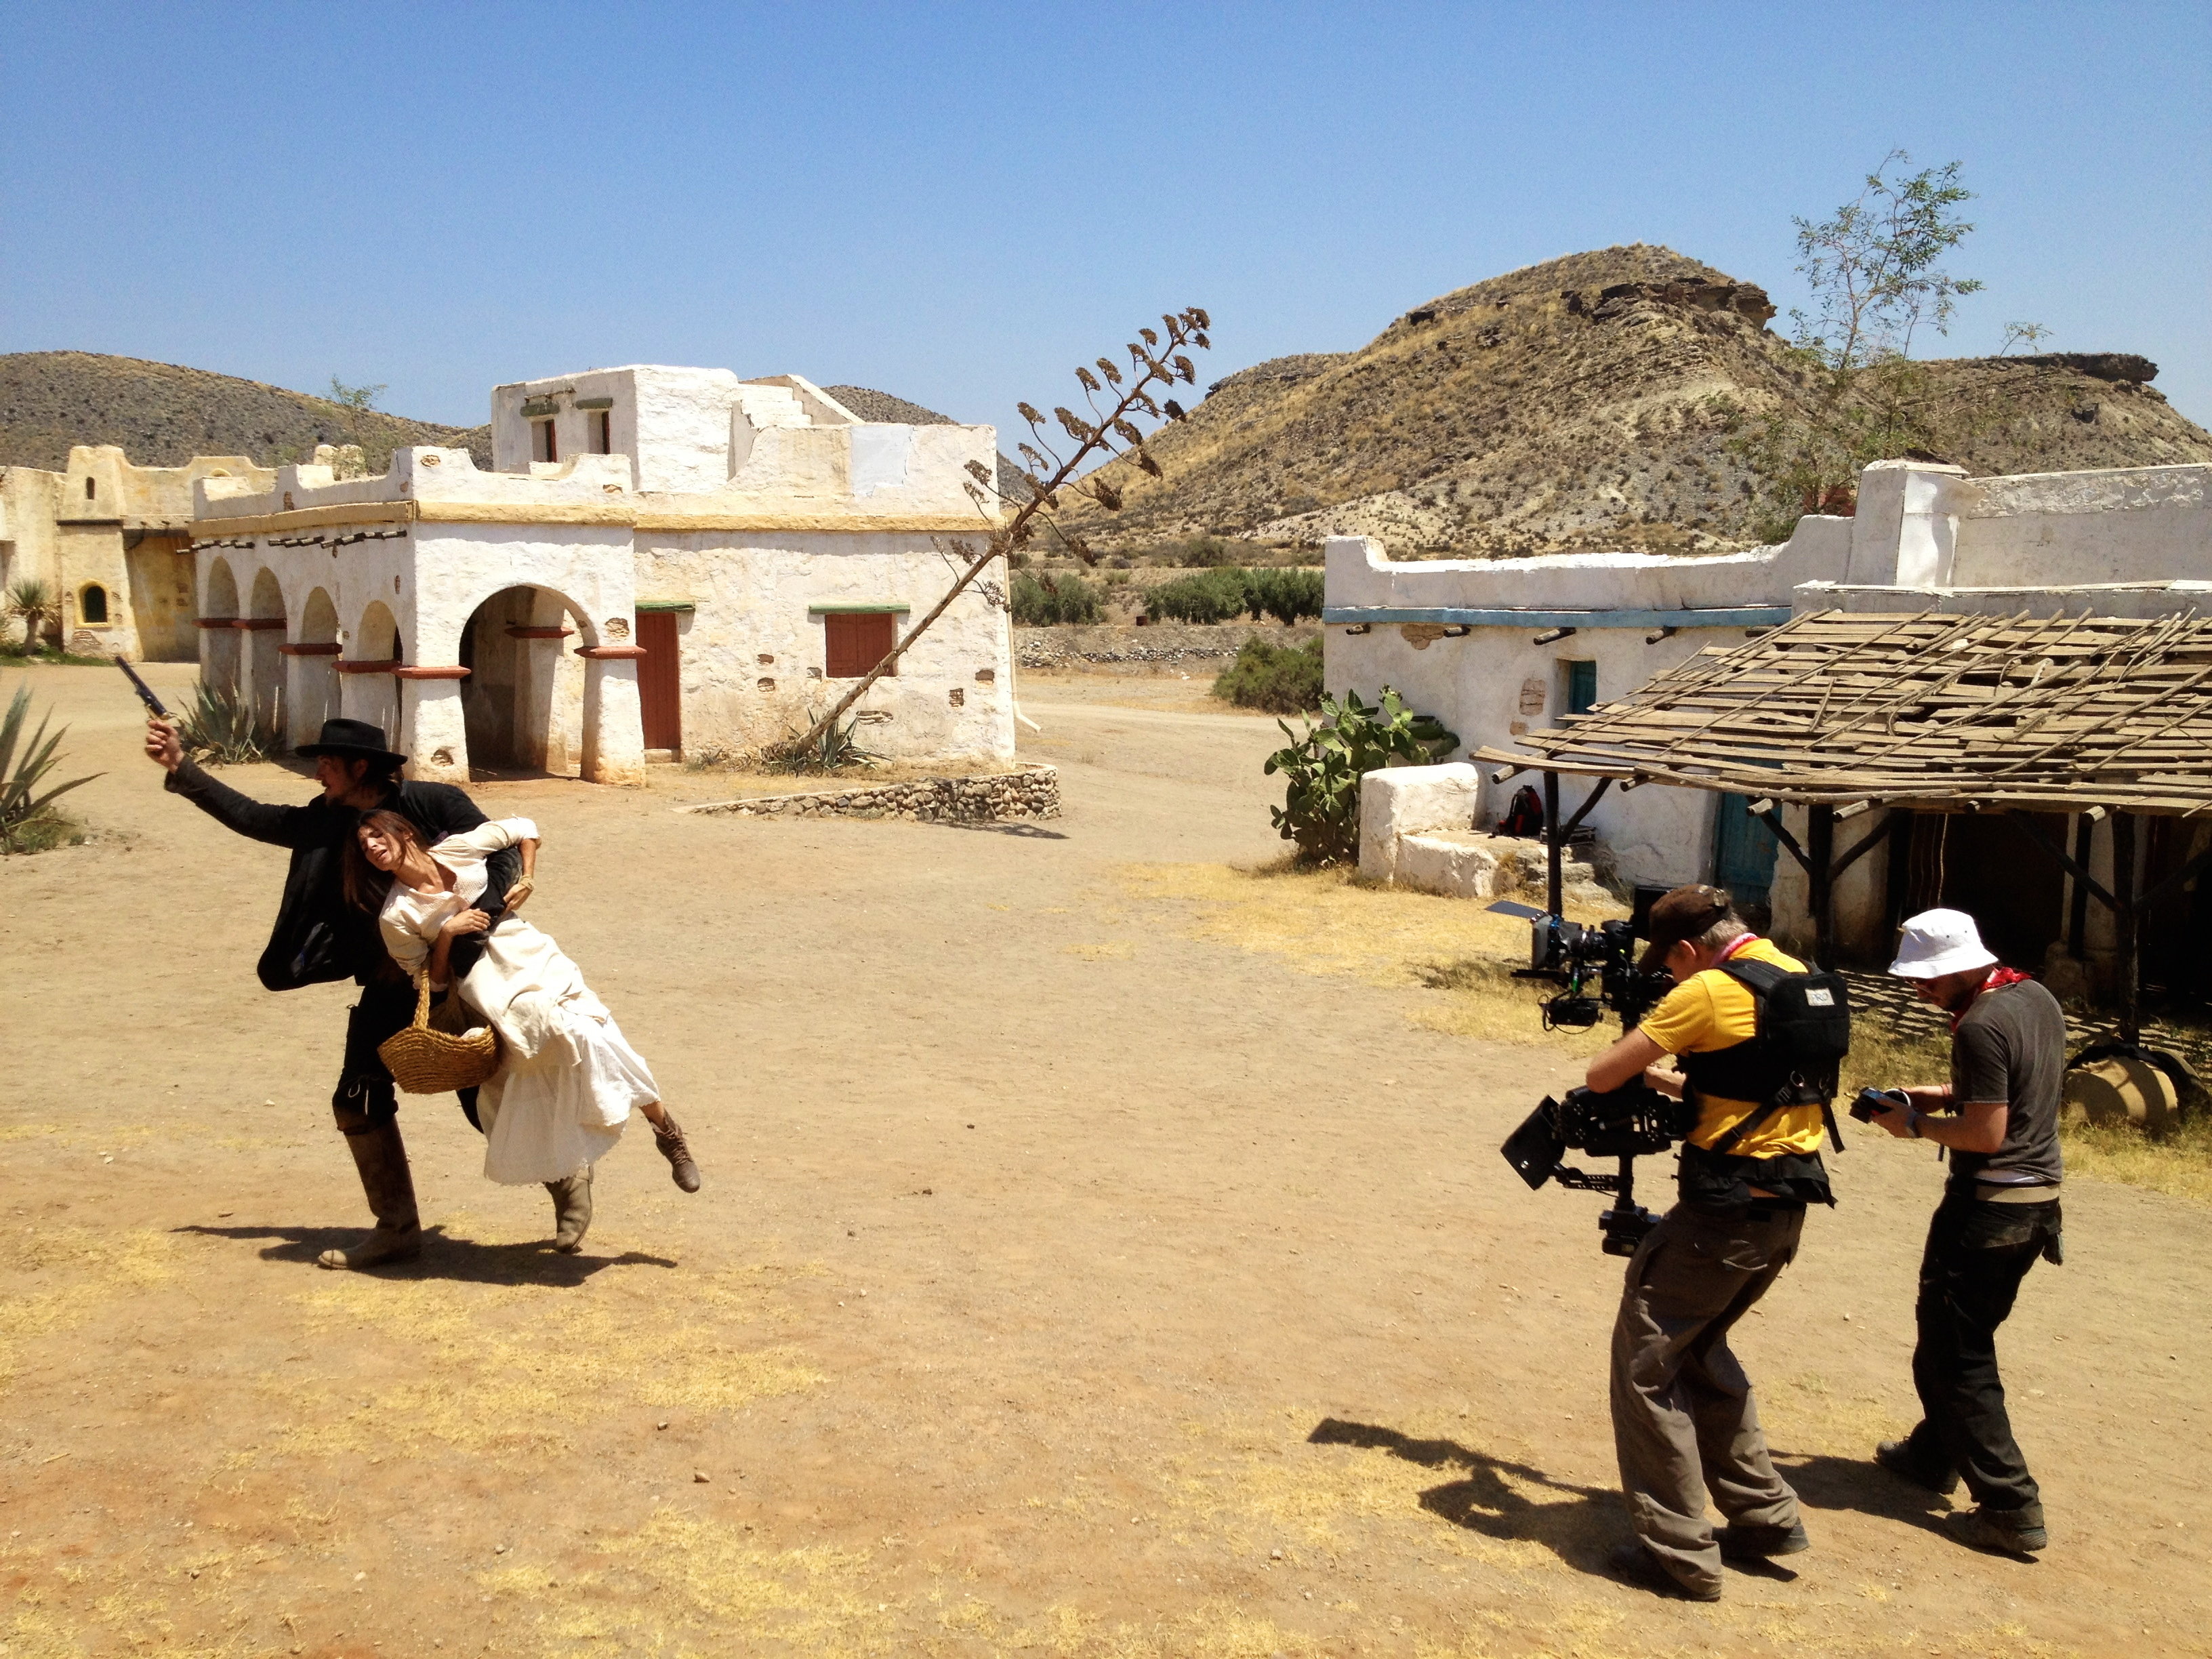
377, 817, 659, 1184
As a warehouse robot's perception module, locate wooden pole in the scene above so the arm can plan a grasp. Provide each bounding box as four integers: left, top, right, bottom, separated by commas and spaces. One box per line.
1544, 770, 1563, 916
2114, 809, 2139, 1044
1807, 803, 1837, 969
2068, 813, 2093, 961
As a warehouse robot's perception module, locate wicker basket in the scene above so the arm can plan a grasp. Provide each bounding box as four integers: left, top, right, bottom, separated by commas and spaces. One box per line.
378, 973, 501, 1094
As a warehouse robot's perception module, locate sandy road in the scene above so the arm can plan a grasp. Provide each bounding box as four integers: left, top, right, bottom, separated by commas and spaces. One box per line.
1, 659, 2208, 1658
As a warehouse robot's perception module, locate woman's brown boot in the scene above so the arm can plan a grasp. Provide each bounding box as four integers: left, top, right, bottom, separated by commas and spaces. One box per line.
546, 1166, 594, 1253
318, 1120, 424, 1271
652, 1111, 701, 1193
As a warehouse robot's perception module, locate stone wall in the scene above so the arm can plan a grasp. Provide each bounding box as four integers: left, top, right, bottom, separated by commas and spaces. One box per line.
1017, 621, 1318, 668
686, 764, 1060, 823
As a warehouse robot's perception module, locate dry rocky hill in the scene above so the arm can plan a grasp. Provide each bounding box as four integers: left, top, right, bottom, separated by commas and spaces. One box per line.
0, 352, 492, 473
1067, 245, 2212, 558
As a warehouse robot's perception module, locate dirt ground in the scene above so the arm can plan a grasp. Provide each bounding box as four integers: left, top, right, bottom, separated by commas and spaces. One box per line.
3, 659, 2209, 1659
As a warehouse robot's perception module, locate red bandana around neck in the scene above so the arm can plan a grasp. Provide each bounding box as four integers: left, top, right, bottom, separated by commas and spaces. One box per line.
1953, 966, 2033, 1029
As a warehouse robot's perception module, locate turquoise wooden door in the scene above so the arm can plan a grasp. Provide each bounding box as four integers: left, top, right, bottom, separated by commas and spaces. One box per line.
1712, 792, 1779, 903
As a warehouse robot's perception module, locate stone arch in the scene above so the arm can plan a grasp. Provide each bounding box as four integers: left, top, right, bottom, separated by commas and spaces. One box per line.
202, 557, 241, 699
457, 584, 590, 775
246, 567, 287, 736
287, 586, 342, 747
345, 599, 402, 751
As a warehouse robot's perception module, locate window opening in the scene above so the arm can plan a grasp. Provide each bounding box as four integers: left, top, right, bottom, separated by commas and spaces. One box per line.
589, 411, 612, 455
1565, 659, 1598, 715
85, 477, 96, 499
531, 419, 557, 464
823, 612, 900, 680
80, 584, 109, 624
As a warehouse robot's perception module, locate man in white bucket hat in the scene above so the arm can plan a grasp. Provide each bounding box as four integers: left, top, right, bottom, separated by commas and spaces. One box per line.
1866, 907, 2064, 1557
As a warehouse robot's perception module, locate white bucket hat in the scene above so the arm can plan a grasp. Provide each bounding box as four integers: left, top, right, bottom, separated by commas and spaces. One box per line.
1889, 908, 1999, 979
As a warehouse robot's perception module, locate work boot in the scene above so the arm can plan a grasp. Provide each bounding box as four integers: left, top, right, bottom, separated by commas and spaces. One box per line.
546, 1167, 594, 1253
652, 1111, 701, 1193
1718, 1519, 1810, 1561
1948, 1502, 2047, 1555
1876, 1437, 1961, 1495
317, 1120, 423, 1271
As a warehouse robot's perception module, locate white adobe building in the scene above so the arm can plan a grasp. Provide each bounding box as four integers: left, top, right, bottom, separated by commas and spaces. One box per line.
1331, 457, 2212, 967
187, 368, 1012, 783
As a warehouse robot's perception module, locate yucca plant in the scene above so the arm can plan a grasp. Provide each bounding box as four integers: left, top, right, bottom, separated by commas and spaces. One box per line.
1, 684, 100, 853
177, 680, 275, 765
775, 710, 885, 775
4, 579, 61, 653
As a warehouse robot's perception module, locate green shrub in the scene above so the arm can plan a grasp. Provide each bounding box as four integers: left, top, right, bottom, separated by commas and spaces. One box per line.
1011, 571, 1104, 626
1247, 567, 1325, 626
1213, 638, 1323, 713
1263, 688, 1458, 865
1, 684, 100, 854
1147, 567, 1254, 624
177, 681, 276, 765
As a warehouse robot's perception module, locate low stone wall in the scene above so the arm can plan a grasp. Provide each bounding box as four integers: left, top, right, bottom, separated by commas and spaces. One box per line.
1017, 622, 1317, 669
684, 764, 1060, 823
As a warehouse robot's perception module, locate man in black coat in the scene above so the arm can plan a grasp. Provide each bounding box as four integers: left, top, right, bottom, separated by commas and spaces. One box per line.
146, 714, 521, 1269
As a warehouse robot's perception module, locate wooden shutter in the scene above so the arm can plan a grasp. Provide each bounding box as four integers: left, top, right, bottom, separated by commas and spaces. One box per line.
635, 610, 682, 750
824, 612, 898, 679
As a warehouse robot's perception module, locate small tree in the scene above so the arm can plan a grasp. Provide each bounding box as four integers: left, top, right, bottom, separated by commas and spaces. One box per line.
328, 377, 390, 473
1740, 152, 2045, 530
781, 308, 1213, 762
4, 579, 61, 653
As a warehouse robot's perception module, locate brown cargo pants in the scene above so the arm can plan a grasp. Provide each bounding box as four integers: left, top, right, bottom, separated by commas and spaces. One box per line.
1610, 1201, 1805, 1595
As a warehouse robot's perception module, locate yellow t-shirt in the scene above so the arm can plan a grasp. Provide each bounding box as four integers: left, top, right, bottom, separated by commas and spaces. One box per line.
1636, 937, 1828, 1158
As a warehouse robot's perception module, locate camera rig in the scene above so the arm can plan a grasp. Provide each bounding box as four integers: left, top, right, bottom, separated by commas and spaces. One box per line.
1492, 890, 1686, 1256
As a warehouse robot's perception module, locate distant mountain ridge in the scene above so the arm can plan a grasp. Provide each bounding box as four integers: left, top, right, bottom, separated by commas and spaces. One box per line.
1066, 244, 2212, 558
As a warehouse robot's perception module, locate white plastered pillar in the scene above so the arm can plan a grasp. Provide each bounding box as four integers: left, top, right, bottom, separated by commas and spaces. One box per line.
580, 649, 649, 785
399, 672, 472, 783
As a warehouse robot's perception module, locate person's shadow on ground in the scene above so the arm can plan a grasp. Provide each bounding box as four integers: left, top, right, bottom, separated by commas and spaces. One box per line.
173, 1223, 676, 1286
1307, 1418, 1620, 1572
1777, 1450, 1962, 1541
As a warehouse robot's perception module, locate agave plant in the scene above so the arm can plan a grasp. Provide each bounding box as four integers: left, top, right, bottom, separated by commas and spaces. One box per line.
1, 683, 101, 853
4, 579, 60, 653
775, 709, 885, 775
177, 680, 276, 765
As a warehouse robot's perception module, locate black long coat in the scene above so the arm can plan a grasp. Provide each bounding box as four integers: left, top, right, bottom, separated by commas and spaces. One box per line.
165, 758, 519, 990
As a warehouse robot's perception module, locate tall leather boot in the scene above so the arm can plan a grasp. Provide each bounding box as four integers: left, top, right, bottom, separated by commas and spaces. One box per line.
317, 1120, 424, 1271
546, 1166, 594, 1254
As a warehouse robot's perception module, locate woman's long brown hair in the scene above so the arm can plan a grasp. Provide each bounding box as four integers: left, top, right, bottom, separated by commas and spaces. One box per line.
344, 809, 428, 912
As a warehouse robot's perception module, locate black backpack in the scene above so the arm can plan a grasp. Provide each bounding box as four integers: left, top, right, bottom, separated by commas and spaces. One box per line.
1683, 956, 1853, 1153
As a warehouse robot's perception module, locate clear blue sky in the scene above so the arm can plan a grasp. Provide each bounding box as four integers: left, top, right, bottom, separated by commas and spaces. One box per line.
5, 1, 2207, 434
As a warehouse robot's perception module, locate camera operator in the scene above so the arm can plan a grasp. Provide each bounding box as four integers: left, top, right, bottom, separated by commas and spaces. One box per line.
1584, 884, 1832, 1601
1868, 908, 2063, 1557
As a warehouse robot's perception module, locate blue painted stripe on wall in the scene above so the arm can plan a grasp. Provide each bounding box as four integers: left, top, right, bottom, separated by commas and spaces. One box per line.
1322, 606, 1792, 629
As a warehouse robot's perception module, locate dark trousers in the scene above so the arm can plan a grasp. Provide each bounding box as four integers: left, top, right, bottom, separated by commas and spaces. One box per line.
333, 977, 480, 1134
1906, 1193, 2060, 1513
1610, 1201, 1805, 1595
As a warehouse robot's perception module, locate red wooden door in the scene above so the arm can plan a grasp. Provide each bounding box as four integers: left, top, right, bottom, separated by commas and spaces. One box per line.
635, 610, 681, 751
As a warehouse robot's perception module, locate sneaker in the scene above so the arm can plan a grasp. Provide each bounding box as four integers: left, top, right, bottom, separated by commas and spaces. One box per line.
1876, 1438, 1961, 1496
653, 1112, 702, 1193
1718, 1519, 1809, 1561
1606, 1541, 1721, 1602
1948, 1504, 2047, 1555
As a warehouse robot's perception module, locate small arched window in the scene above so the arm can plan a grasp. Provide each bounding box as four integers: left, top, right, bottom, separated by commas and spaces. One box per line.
80, 584, 109, 624
85, 476, 96, 499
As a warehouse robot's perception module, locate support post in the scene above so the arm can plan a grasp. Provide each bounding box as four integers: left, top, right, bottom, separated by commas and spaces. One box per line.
1544, 770, 1562, 917
1807, 803, 1837, 969
2113, 810, 2139, 1044
2068, 813, 2093, 962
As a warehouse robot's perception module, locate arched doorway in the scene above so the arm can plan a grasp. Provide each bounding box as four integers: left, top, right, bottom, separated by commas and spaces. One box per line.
457, 586, 588, 775
346, 600, 401, 750
246, 568, 286, 737
202, 558, 240, 699
289, 586, 342, 747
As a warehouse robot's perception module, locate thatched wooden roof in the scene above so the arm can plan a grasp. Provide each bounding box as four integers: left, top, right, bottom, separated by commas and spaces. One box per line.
1475, 607, 2212, 815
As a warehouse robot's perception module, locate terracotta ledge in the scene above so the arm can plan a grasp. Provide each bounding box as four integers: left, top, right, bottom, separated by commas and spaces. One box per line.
233, 617, 287, 630
194, 616, 239, 629
506, 626, 575, 639
392, 665, 470, 680
575, 645, 649, 659
334, 659, 400, 675
277, 642, 344, 656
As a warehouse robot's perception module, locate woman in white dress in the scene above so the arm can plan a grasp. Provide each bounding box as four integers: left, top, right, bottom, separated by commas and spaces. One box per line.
346, 809, 701, 1252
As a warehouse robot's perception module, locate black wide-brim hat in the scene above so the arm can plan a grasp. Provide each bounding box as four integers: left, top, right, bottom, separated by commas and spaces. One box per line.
295, 717, 407, 766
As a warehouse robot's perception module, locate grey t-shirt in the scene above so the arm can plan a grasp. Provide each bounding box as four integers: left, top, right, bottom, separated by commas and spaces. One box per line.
1948, 978, 2066, 1192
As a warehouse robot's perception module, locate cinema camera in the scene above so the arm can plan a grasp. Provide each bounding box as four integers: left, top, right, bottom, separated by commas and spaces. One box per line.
1492, 888, 1687, 1257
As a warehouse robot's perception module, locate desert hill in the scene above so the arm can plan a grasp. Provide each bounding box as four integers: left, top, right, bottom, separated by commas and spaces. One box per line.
0, 352, 493, 473
1067, 245, 2212, 558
